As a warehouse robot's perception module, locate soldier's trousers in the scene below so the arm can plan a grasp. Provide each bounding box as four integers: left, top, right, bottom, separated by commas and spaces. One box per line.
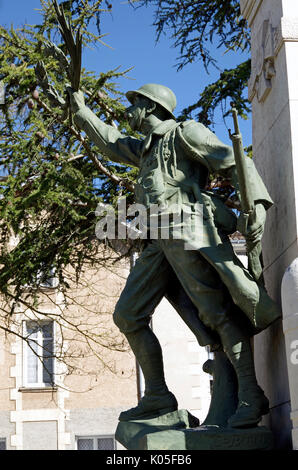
113, 238, 231, 335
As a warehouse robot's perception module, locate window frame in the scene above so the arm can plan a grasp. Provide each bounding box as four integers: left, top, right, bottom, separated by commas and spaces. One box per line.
37, 267, 59, 289
22, 266, 58, 292
22, 320, 56, 388
76, 435, 116, 451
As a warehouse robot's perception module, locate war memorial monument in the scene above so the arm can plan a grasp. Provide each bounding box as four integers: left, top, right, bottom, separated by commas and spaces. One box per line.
48, 0, 298, 450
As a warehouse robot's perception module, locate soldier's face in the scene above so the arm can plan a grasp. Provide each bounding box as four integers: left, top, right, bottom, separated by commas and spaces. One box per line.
125, 95, 150, 131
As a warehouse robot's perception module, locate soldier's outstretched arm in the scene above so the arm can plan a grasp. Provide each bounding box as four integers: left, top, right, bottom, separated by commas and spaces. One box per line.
69, 90, 141, 168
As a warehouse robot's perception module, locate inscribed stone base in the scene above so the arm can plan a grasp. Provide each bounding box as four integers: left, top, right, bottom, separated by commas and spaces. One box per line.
141, 425, 274, 450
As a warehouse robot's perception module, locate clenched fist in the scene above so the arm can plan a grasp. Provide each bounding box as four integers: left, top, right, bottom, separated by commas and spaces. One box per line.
66, 87, 85, 113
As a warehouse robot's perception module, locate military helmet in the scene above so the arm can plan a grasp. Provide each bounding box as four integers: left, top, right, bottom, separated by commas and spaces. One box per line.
126, 83, 177, 119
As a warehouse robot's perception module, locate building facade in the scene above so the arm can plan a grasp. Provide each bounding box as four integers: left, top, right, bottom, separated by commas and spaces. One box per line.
0, 244, 139, 450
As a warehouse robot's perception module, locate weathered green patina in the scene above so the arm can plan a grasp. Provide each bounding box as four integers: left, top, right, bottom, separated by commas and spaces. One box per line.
69, 83, 281, 437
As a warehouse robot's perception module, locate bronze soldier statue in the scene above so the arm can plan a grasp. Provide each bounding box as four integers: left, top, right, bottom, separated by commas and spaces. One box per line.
68, 83, 281, 428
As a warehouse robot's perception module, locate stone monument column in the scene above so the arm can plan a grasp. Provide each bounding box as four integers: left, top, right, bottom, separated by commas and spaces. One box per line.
240, 0, 298, 449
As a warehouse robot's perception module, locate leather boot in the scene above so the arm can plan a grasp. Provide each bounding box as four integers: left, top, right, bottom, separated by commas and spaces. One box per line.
217, 322, 269, 428
119, 327, 178, 421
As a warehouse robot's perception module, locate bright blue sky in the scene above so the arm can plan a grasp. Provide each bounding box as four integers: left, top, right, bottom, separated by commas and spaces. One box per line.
0, 0, 251, 146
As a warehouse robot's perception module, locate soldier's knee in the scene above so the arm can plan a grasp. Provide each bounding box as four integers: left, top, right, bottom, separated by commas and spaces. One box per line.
113, 298, 139, 334
113, 299, 151, 335
199, 308, 229, 331
113, 303, 126, 333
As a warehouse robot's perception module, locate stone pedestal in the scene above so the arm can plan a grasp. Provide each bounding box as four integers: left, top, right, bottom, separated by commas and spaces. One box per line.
240, 0, 298, 449
115, 410, 274, 450
115, 409, 198, 450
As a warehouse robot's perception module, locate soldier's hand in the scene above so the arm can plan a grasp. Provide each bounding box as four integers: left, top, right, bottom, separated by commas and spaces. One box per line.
237, 203, 266, 243
66, 86, 85, 113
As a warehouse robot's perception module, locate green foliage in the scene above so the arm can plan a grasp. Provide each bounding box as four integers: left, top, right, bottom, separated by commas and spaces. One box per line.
179, 60, 251, 126
137, 0, 250, 69
0, 0, 135, 307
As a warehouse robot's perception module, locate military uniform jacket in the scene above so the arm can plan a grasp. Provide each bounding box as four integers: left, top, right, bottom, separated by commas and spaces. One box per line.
74, 107, 281, 332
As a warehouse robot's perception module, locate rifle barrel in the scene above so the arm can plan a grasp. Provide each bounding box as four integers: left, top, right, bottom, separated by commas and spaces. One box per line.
230, 105, 254, 215
231, 135, 253, 214
232, 107, 240, 135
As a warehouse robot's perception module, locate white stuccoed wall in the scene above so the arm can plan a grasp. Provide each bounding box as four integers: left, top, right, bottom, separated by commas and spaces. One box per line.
240, 0, 298, 449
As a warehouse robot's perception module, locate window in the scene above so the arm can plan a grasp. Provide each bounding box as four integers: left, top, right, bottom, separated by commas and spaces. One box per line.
23, 321, 55, 387
76, 436, 116, 450
37, 267, 58, 289
23, 266, 58, 290
0, 438, 6, 450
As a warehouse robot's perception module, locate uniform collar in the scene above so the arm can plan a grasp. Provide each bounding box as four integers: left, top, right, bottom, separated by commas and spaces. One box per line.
151, 119, 177, 136
141, 119, 177, 155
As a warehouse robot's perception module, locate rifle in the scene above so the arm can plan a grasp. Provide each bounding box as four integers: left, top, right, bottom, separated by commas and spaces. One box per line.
229, 104, 254, 228
229, 103, 263, 282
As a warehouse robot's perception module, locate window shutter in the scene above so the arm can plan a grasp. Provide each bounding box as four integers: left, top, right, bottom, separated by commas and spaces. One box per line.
42, 322, 54, 384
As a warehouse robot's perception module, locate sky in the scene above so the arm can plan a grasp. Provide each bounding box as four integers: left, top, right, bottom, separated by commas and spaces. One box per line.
0, 0, 252, 146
